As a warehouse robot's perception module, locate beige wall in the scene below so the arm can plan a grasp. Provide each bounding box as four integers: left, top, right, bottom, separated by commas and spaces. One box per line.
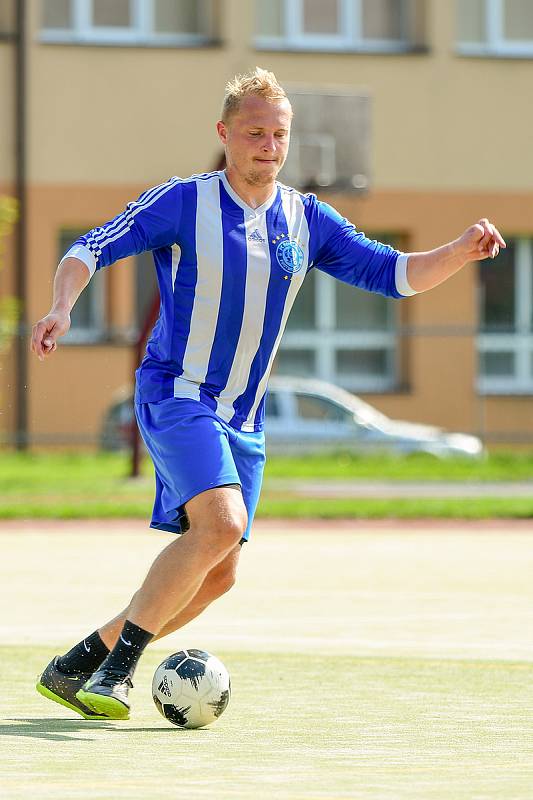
2, 0, 533, 447
29, 346, 132, 444
23, 0, 533, 192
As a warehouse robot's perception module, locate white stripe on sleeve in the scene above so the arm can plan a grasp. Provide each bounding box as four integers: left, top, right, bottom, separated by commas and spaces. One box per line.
59, 244, 97, 278
395, 253, 417, 296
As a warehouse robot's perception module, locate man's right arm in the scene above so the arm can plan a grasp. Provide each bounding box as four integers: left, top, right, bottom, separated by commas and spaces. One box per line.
31, 257, 90, 360
31, 176, 183, 361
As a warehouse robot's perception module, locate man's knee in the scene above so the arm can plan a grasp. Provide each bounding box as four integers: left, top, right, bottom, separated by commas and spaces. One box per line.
186, 487, 248, 553
213, 508, 248, 551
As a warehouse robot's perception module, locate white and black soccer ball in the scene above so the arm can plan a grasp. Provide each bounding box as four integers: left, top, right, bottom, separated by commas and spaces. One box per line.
152, 649, 231, 729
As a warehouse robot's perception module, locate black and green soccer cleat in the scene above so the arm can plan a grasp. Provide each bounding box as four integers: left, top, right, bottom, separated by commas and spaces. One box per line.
36, 657, 110, 720
76, 668, 132, 720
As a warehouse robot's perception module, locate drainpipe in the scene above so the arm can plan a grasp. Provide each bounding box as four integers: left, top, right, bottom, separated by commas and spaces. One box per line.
14, 0, 27, 449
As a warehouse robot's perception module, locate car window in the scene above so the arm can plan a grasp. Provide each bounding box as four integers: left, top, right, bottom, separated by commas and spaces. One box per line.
264, 391, 280, 418
296, 394, 352, 423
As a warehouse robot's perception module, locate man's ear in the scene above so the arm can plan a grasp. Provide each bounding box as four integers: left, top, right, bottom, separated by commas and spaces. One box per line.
216, 120, 227, 145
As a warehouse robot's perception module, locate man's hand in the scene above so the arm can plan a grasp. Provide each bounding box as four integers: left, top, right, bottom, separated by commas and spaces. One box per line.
30, 256, 90, 360
31, 311, 71, 361
405, 218, 507, 293
454, 218, 506, 263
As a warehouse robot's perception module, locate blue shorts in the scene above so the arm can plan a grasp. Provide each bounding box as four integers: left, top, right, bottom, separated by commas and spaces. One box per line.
135, 397, 266, 542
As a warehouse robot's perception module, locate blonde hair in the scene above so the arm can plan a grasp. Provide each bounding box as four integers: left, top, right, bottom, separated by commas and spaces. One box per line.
221, 67, 292, 122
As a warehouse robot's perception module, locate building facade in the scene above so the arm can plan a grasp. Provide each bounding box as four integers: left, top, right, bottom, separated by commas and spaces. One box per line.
1, 0, 533, 447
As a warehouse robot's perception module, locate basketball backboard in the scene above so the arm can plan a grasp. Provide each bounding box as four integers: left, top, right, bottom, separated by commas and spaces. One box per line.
280, 88, 371, 193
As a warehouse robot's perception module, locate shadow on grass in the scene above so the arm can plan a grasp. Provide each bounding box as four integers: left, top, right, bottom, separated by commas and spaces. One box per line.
115, 727, 212, 734
1, 718, 202, 741
0, 717, 117, 741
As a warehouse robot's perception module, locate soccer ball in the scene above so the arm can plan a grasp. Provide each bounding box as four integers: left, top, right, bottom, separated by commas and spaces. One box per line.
152, 649, 231, 728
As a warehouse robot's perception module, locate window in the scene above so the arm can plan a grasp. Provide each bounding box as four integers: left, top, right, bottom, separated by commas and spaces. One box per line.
41, 0, 216, 46
478, 238, 533, 393
255, 0, 425, 53
0, 1, 16, 35
457, 0, 533, 56
264, 391, 280, 418
58, 229, 107, 343
277, 233, 401, 392
135, 250, 160, 334
275, 348, 316, 377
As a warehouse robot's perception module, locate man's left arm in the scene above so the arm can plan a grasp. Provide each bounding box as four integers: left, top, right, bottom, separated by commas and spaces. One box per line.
405, 218, 506, 293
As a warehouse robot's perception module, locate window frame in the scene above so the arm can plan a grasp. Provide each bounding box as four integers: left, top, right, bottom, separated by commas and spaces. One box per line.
477, 237, 533, 394
40, 0, 216, 48
279, 265, 399, 393
457, 0, 533, 58
57, 228, 108, 345
255, 0, 419, 54
65, 272, 106, 344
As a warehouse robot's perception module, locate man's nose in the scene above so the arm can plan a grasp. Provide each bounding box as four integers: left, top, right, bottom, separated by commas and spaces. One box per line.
262, 135, 276, 151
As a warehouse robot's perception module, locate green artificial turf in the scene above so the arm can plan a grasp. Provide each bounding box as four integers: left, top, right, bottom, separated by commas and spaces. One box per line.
2, 522, 533, 799
2, 646, 533, 800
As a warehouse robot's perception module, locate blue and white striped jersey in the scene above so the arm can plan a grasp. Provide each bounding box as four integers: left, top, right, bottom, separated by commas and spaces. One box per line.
64, 170, 413, 432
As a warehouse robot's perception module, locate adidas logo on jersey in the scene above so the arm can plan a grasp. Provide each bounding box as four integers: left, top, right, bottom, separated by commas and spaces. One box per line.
248, 228, 265, 243
158, 675, 172, 697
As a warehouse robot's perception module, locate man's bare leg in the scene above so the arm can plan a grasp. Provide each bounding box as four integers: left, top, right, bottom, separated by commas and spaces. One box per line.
124, 487, 246, 634
36, 488, 246, 720
98, 543, 241, 647
75, 486, 247, 717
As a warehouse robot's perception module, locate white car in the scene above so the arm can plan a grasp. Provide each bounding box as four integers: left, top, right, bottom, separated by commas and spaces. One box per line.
101, 376, 483, 458
264, 376, 483, 458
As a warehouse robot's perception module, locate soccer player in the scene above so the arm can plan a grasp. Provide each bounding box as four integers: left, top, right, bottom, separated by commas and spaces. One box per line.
31, 67, 505, 720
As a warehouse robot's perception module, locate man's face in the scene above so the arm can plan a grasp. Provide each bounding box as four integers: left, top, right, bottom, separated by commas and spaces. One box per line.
217, 95, 292, 188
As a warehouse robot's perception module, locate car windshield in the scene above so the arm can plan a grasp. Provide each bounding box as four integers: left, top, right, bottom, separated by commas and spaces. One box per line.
314, 388, 390, 429
295, 394, 353, 423
268, 378, 392, 429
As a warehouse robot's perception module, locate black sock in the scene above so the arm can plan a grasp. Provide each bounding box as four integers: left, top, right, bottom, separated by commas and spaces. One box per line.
56, 630, 110, 675
96, 620, 154, 678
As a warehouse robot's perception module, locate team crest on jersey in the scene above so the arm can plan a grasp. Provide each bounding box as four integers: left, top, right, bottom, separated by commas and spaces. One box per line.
273, 234, 305, 274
